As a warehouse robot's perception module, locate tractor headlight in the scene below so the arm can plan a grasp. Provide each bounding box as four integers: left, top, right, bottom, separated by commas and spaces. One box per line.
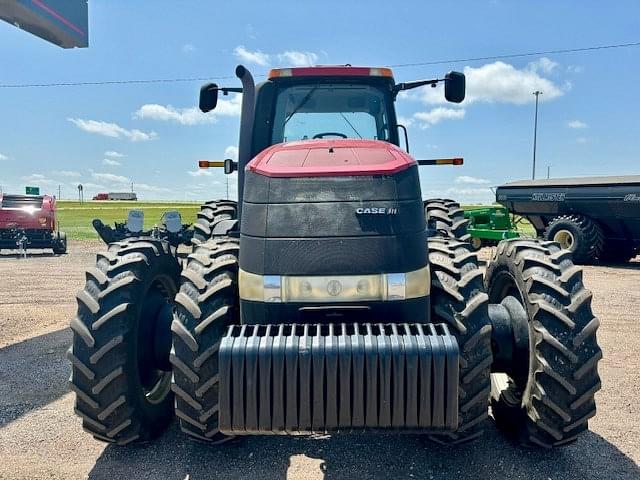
239, 266, 429, 303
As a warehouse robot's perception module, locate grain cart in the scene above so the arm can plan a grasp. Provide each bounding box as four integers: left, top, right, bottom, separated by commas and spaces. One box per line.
497, 176, 640, 264
69, 65, 601, 449
0, 193, 66, 254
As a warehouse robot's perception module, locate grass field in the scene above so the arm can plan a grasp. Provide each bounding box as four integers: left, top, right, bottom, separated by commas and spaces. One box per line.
57, 201, 201, 239
56, 200, 535, 240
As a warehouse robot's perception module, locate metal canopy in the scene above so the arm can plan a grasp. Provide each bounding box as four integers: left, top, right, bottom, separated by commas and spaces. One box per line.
0, 0, 88, 48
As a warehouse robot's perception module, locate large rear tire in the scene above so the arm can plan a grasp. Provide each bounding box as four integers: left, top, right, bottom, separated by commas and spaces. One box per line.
68, 238, 180, 444
171, 237, 240, 442
424, 199, 470, 242
543, 215, 604, 264
485, 238, 602, 447
192, 200, 237, 244
427, 236, 492, 444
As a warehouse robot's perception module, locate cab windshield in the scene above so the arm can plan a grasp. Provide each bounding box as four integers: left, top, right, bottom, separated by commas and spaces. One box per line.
271, 83, 391, 143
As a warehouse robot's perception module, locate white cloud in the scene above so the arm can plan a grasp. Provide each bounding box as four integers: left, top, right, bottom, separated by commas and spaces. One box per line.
411, 58, 565, 106
134, 94, 241, 125
58, 170, 81, 177
529, 57, 558, 75
103, 158, 121, 166
22, 173, 47, 182
276, 51, 318, 67
92, 172, 131, 184
396, 116, 414, 128
455, 176, 490, 185
413, 107, 465, 127
182, 43, 196, 54
576, 137, 589, 144
234, 46, 270, 66
0, 152, 8, 161
423, 184, 493, 203
82, 182, 106, 190
225, 145, 239, 160
188, 169, 213, 177
22, 173, 57, 186
233, 46, 320, 67
135, 183, 171, 193
567, 120, 588, 129
464, 60, 564, 104
104, 151, 125, 158
567, 65, 585, 74
68, 118, 157, 142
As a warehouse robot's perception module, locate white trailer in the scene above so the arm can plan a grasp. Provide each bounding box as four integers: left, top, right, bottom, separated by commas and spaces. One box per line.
108, 192, 137, 201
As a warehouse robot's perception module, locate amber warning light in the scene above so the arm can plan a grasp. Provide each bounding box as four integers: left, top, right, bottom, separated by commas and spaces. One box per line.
199, 160, 225, 168
416, 158, 464, 166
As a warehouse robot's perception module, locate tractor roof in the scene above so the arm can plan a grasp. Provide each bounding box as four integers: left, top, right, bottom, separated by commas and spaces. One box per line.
268, 66, 394, 81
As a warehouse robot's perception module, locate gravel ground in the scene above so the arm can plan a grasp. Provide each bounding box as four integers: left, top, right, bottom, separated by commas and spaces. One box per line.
0, 241, 639, 480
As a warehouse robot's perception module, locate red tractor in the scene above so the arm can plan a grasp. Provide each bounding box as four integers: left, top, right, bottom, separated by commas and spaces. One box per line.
0, 193, 66, 254
69, 65, 601, 449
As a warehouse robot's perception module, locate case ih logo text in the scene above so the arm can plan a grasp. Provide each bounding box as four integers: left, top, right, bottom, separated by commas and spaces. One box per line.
624, 194, 640, 202
356, 207, 398, 215
531, 192, 566, 202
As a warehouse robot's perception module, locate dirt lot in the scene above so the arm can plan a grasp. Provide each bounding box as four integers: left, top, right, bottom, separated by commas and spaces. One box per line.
0, 241, 639, 480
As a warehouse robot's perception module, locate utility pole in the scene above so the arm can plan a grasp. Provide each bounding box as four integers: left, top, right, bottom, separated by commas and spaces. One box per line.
547, 164, 551, 179
131, 182, 134, 193
58, 184, 61, 200
532, 90, 543, 180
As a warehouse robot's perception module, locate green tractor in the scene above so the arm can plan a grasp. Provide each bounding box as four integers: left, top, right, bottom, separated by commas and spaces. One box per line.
464, 205, 520, 250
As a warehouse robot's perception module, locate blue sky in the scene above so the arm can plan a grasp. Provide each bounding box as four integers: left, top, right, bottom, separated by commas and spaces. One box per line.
0, 0, 639, 202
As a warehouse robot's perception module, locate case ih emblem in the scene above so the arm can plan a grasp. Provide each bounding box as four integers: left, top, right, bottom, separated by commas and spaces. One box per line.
624, 193, 640, 202
356, 207, 398, 215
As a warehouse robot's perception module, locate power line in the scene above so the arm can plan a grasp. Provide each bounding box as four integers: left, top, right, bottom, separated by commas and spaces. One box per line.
388, 40, 640, 68
1, 40, 639, 89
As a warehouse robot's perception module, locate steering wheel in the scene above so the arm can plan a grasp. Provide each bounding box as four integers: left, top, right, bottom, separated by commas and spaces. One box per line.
313, 132, 348, 139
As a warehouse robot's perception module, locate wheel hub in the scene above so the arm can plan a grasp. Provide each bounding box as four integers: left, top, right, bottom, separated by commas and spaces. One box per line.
488, 295, 530, 383
553, 229, 575, 250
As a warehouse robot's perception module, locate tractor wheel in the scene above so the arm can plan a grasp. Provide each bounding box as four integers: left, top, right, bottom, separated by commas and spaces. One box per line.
427, 236, 492, 444
171, 237, 240, 443
68, 238, 180, 444
543, 215, 604, 264
470, 236, 483, 251
485, 238, 602, 447
424, 198, 470, 242
192, 200, 237, 244
53, 231, 67, 254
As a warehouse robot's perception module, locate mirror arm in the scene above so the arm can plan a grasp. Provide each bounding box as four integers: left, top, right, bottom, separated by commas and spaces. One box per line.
393, 78, 443, 98
204, 86, 243, 95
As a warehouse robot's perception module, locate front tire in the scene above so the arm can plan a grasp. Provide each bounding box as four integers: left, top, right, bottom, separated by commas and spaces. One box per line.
68, 238, 180, 444
485, 238, 602, 447
427, 236, 492, 444
171, 237, 240, 442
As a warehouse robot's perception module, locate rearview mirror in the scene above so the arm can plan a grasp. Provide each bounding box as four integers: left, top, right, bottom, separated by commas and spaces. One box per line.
224, 158, 237, 174
199, 83, 219, 112
444, 72, 465, 103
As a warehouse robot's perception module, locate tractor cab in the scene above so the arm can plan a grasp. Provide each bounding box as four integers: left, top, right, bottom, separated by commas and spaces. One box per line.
198, 66, 466, 325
